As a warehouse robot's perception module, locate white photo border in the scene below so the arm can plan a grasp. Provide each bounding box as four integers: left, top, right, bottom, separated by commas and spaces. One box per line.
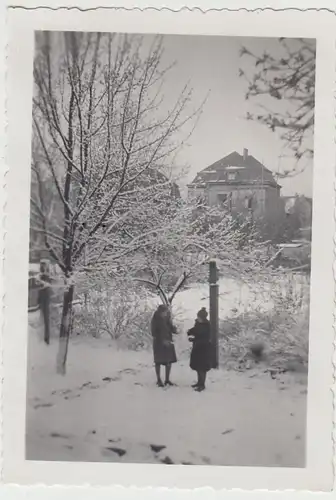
3, 6, 335, 491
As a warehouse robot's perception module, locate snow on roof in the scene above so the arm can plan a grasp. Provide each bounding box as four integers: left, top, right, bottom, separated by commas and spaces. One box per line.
226, 166, 246, 171
190, 150, 280, 188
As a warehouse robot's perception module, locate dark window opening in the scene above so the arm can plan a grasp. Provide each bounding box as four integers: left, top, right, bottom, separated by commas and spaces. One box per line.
245, 196, 253, 210
217, 193, 232, 212
217, 193, 228, 204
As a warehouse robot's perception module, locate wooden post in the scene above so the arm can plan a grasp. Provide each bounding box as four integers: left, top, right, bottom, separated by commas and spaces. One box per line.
39, 259, 51, 345
83, 243, 88, 310
209, 259, 219, 369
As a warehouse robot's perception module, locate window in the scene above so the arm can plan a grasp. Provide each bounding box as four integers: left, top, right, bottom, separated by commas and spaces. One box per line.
245, 196, 253, 210
228, 172, 237, 181
217, 193, 232, 212
217, 193, 228, 204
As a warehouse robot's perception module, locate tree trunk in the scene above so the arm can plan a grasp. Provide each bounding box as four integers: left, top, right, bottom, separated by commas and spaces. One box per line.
56, 284, 75, 375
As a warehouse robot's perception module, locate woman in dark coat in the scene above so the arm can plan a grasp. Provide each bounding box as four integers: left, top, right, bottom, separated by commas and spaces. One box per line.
187, 307, 212, 391
151, 304, 177, 387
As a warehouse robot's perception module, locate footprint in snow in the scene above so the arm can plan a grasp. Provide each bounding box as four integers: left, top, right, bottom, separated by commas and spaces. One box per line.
104, 446, 127, 457
50, 432, 70, 439
119, 368, 138, 375
34, 402, 53, 409
160, 456, 174, 465
150, 444, 166, 453
102, 376, 120, 383
80, 382, 92, 389
221, 429, 234, 436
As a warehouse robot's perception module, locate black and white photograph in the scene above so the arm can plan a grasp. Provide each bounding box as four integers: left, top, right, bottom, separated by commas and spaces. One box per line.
3, 6, 335, 492
26, 30, 315, 467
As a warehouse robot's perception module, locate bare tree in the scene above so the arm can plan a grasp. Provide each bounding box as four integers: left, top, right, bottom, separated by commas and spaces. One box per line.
31, 31, 202, 374
239, 38, 316, 173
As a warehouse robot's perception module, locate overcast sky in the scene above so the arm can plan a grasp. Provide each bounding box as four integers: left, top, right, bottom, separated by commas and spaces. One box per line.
153, 34, 314, 197
44, 32, 315, 198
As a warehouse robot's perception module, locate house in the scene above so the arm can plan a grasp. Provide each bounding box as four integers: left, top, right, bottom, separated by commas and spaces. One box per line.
187, 148, 282, 218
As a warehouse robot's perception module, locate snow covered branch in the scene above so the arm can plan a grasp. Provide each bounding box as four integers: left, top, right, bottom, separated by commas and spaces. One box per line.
30, 31, 203, 373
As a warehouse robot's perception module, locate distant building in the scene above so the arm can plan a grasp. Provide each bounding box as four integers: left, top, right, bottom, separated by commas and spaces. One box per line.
187, 148, 282, 218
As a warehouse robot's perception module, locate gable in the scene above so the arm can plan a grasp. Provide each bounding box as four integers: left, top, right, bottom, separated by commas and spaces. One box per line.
190, 150, 280, 188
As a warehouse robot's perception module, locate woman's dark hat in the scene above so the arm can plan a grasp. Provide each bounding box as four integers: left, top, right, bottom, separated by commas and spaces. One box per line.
197, 307, 208, 320
157, 304, 169, 313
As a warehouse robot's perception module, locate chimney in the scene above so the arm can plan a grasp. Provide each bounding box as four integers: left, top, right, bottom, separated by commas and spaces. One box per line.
243, 148, 248, 162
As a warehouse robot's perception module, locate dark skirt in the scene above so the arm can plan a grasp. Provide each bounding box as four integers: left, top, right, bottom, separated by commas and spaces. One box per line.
190, 342, 212, 372
153, 338, 177, 365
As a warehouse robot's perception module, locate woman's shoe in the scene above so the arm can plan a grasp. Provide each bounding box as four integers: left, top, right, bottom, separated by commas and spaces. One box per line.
157, 380, 164, 387
191, 383, 199, 388
194, 385, 205, 392
164, 380, 176, 387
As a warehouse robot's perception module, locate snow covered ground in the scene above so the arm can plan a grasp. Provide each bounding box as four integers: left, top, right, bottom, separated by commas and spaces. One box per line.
26, 274, 308, 467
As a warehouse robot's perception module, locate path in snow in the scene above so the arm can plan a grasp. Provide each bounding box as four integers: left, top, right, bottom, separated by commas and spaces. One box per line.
26, 320, 307, 467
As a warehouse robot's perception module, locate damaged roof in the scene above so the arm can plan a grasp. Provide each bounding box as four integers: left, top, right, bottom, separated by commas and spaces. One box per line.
189, 150, 281, 189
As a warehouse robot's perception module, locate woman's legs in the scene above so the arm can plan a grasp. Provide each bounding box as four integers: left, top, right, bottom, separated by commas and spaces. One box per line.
165, 363, 174, 385
202, 371, 207, 388
192, 371, 200, 387
155, 363, 164, 387
195, 371, 206, 391
155, 363, 176, 387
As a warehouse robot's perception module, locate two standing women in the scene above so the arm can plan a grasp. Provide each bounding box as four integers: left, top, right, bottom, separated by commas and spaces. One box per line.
151, 304, 212, 391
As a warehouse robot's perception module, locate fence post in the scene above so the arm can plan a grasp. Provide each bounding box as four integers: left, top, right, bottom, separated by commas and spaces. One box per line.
209, 259, 219, 369
39, 259, 51, 345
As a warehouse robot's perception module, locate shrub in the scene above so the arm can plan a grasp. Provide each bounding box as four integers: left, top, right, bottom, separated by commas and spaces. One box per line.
219, 307, 309, 371
72, 281, 154, 351
219, 272, 310, 371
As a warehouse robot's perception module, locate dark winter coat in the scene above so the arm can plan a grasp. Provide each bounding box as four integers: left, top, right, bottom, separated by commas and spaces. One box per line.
187, 319, 212, 372
151, 311, 177, 365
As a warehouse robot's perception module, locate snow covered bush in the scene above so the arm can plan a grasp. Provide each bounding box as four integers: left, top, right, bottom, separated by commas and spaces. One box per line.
219, 272, 310, 371
72, 281, 154, 351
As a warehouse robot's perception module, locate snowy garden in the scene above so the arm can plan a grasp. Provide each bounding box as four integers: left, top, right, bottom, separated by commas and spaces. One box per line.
26, 32, 312, 467
26, 268, 309, 467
